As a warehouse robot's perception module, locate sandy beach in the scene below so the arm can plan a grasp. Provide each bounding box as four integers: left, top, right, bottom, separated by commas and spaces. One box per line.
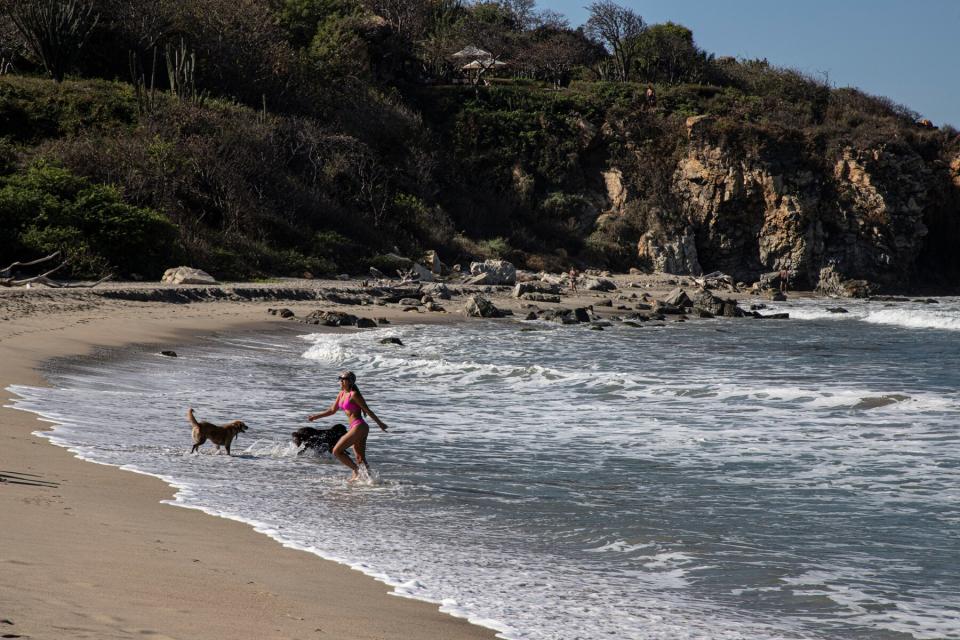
0, 274, 757, 639
0, 282, 513, 640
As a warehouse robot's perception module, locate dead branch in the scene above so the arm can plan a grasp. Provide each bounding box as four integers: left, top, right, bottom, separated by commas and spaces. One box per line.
20, 273, 114, 288
0, 251, 61, 278
1, 252, 112, 288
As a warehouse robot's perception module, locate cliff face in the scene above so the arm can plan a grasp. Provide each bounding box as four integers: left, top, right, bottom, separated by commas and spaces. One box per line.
607, 116, 957, 293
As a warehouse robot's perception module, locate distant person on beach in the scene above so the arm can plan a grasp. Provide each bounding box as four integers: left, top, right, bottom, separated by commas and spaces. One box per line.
307, 370, 388, 480
569, 268, 578, 293
779, 267, 790, 293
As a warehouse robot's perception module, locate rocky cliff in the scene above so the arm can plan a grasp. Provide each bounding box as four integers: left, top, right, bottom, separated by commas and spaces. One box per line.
599, 115, 958, 294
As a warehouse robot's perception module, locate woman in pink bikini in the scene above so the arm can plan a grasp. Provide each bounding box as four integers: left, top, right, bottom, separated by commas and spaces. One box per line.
307, 370, 388, 480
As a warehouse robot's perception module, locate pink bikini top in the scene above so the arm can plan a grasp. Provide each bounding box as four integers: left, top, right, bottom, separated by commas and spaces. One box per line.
338, 390, 361, 414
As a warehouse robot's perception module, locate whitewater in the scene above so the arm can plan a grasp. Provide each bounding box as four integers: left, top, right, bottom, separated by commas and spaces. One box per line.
8, 297, 960, 639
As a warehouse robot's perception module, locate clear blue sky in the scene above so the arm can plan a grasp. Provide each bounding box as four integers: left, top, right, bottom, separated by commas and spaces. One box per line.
543, 0, 960, 127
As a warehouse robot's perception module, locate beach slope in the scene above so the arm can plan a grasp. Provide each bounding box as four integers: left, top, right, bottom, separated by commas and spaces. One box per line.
0, 298, 496, 640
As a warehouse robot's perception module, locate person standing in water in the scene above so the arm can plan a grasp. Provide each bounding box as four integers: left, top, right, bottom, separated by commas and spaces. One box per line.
307, 370, 388, 480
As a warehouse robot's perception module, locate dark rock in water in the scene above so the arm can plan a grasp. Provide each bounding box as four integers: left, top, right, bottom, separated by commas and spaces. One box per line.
624, 313, 649, 322
827, 307, 849, 313
914, 298, 939, 304
380, 337, 403, 346
870, 295, 911, 302
540, 309, 579, 324
769, 291, 787, 302
692, 290, 745, 318
300, 310, 358, 326
356, 318, 377, 328
653, 301, 684, 315
376, 318, 390, 324
524, 311, 538, 321
160, 350, 178, 357
750, 303, 767, 311
753, 312, 790, 319
622, 321, 642, 327
590, 325, 604, 330
696, 309, 714, 319
592, 321, 613, 328
852, 394, 909, 410
572, 307, 591, 323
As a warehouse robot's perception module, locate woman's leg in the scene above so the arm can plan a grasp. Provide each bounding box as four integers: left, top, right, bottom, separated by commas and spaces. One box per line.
332, 425, 368, 475
353, 431, 369, 471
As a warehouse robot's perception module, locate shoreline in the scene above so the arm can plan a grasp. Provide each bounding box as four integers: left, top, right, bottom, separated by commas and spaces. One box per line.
0, 296, 500, 640
2, 277, 952, 639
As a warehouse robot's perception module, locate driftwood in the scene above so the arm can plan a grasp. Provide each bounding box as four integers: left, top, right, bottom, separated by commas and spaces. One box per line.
1, 251, 113, 288
396, 267, 420, 284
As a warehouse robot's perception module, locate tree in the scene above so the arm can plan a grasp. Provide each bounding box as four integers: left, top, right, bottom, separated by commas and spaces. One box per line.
360, 0, 427, 40
634, 22, 709, 84
525, 27, 596, 88
583, 0, 645, 82
4, 0, 99, 82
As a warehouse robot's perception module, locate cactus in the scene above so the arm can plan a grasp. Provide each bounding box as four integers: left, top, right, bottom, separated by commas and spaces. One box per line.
6, 0, 98, 82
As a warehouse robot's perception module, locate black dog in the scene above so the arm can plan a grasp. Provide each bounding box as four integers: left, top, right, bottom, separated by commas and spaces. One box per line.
292, 424, 347, 456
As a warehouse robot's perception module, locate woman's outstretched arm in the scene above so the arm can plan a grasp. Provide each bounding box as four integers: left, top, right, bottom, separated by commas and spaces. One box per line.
307, 394, 340, 422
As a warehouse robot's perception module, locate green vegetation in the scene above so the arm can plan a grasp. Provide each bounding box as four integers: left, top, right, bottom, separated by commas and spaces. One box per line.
0, 162, 177, 277
0, 0, 956, 280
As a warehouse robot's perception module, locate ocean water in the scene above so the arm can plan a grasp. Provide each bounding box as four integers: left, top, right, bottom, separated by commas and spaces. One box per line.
8, 297, 960, 640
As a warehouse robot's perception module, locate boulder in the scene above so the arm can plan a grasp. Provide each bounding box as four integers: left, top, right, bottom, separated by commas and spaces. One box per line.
816, 265, 873, 298
653, 301, 684, 315
411, 262, 434, 282
465, 272, 495, 285
422, 283, 452, 299
161, 266, 217, 285
691, 290, 744, 317
581, 277, 616, 292
662, 287, 692, 308
380, 337, 403, 346
522, 293, 561, 303
423, 250, 443, 274
512, 281, 561, 297
300, 310, 358, 326
159, 350, 178, 357
398, 298, 422, 306
464, 295, 501, 318
469, 260, 517, 285
356, 318, 377, 328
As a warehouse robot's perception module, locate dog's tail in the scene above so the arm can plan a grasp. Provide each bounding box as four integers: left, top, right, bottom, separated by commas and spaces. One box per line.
187, 407, 200, 428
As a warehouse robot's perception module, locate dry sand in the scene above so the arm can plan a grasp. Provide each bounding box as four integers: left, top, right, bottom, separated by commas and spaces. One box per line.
0, 274, 759, 639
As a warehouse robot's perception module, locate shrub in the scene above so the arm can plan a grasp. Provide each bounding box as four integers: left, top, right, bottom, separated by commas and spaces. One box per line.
0, 162, 177, 278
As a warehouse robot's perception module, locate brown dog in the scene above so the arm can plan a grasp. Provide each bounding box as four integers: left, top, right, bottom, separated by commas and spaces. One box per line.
187, 408, 248, 455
